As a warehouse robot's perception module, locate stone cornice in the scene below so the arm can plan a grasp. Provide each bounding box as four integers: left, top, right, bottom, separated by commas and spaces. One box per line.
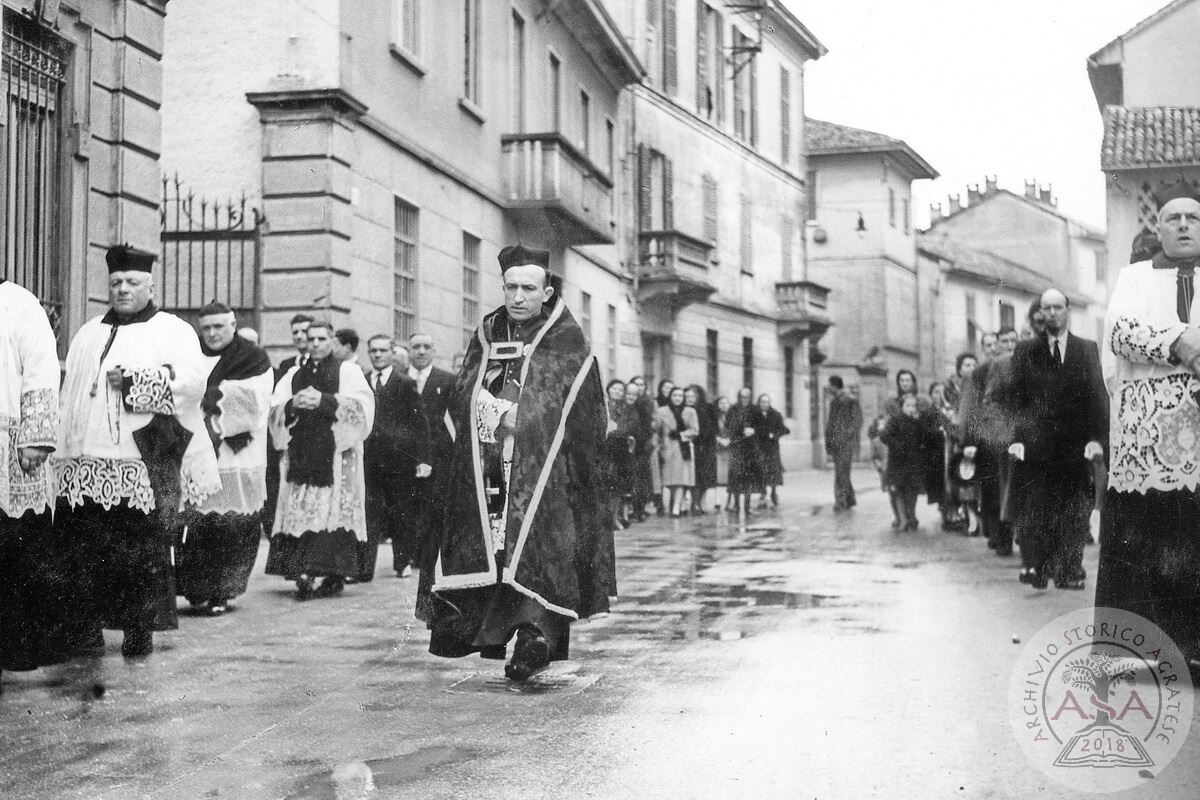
246, 88, 368, 123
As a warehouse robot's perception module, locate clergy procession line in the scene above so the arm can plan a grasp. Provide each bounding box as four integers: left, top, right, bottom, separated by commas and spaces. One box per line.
0, 243, 620, 688
6, 184, 1200, 689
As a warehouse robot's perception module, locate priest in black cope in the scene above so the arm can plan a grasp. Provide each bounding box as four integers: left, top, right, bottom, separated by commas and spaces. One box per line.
417, 244, 613, 681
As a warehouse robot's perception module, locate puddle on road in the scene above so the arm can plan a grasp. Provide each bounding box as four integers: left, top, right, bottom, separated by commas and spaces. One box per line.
284, 746, 477, 799
444, 663, 601, 696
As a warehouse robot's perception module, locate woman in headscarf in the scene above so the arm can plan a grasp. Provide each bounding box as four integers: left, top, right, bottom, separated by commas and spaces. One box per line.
655, 379, 674, 408
726, 387, 762, 516
656, 386, 697, 517
752, 393, 789, 508
685, 385, 717, 515
603, 379, 635, 529
626, 376, 661, 519
881, 369, 938, 526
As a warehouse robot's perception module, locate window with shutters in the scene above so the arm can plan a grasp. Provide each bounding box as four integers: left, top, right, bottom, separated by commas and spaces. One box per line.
639, 147, 672, 232
605, 118, 615, 177
2, 10, 69, 350
903, 198, 911, 235
463, 0, 480, 103
394, 199, 420, 342
702, 175, 718, 245
965, 292, 977, 347
696, 3, 723, 121
461, 232, 480, 349
662, 0, 678, 96
742, 336, 754, 390
579, 89, 591, 155
706, 329, 719, 396
888, 187, 896, 227
732, 27, 756, 144
780, 66, 791, 165
548, 52, 561, 131
999, 301, 1015, 332
395, 0, 421, 58
511, 10, 526, 132
645, 0, 659, 88
739, 194, 753, 274
805, 169, 818, 220
607, 304, 618, 375
581, 292, 592, 344
780, 214, 793, 280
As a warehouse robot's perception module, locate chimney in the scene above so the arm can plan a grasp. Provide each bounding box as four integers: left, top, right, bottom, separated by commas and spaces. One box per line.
967, 183, 982, 206
1024, 180, 1037, 200
929, 203, 944, 221
985, 175, 998, 195
1039, 183, 1056, 207
948, 193, 961, 212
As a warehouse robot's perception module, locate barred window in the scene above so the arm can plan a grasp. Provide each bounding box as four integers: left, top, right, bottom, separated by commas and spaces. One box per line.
2, 10, 69, 351
393, 199, 419, 342
461, 232, 480, 349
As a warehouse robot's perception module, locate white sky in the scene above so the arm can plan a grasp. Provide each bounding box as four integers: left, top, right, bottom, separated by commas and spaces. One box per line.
795, 0, 1171, 232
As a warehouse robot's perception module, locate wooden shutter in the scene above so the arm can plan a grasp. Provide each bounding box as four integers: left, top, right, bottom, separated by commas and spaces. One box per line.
662, 156, 674, 230
703, 175, 718, 245
749, 48, 758, 147
663, 0, 678, 96
646, 0, 659, 88
637, 144, 652, 232
695, 2, 708, 113
715, 19, 726, 125
780, 67, 791, 164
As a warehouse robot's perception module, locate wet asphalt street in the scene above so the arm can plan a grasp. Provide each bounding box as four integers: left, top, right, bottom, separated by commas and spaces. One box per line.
2, 466, 1198, 799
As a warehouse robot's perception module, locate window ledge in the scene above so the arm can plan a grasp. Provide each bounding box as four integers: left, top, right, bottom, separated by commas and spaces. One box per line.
389, 44, 426, 77
458, 96, 485, 125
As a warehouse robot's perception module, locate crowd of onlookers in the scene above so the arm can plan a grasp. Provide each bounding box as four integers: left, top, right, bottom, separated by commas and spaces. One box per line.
601, 379, 790, 526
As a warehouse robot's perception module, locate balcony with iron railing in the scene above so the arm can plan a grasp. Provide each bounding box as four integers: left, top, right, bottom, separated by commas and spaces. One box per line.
775, 280, 833, 341
636, 229, 716, 314
500, 133, 614, 246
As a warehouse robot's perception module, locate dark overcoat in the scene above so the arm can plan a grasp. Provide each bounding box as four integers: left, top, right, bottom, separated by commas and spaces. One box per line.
419, 300, 613, 621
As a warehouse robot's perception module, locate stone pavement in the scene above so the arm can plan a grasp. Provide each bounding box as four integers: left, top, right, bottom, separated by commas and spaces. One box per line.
0, 466, 1196, 799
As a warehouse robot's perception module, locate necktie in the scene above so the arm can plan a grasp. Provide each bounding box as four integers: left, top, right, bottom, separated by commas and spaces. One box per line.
1178, 264, 1196, 323
1052, 339, 1061, 366
373, 371, 382, 392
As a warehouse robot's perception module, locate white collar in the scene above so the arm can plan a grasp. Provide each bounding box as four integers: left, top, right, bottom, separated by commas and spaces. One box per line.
373, 365, 393, 380
409, 364, 432, 378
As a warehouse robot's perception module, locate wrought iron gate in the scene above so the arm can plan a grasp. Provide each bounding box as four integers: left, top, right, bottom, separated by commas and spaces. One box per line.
159, 174, 264, 327
1, 9, 69, 345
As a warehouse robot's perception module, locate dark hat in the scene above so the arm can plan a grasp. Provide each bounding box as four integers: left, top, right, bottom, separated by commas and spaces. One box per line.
497, 244, 550, 274
1153, 181, 1200, 209
106, 244, 156, 273
198, 300, 234, 317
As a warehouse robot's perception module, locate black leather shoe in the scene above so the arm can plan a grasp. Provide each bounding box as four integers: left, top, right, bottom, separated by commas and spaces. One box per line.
505, 628, 551, 682
994, 546, 1013, 557
314, 577, 345, 598
121, 629, 153, 658
296, 574, 315, 601
1019, 568, 1048, 589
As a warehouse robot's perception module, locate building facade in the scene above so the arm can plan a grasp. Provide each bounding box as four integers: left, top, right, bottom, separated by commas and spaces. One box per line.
926, 180, 1108, 348
161, 0, 831, 468
162, 0, 641, 382
802, 118, 938, 443
1089, 0, 1200, 283
2, 0, 168, 352
605, 0, 828, 466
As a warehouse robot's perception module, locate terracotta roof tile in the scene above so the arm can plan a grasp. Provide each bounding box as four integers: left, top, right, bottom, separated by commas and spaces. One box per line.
805, 118, 939, 179
1101, 106, 1200, 170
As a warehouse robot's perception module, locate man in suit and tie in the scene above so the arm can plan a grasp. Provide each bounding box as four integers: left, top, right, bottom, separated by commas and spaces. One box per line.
362, 334, 431, 580
1007, 288, 1108, 591
408, 332, 457, 572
